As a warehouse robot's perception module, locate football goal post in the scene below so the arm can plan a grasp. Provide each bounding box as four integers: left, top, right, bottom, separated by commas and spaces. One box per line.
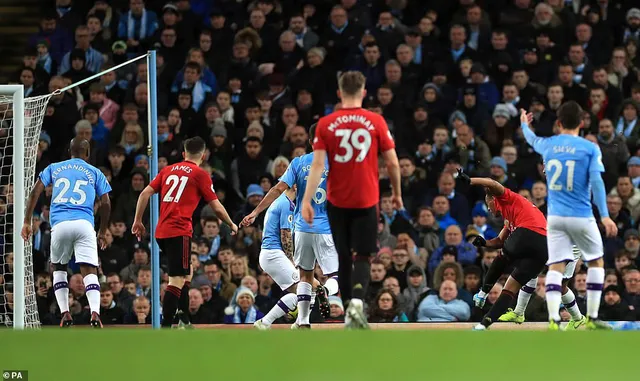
1, 51, 160, 329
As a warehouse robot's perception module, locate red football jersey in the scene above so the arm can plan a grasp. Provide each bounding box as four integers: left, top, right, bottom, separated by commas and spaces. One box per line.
149, 161, 217, 239
313, 108, 395, 208
494, 188, 547, 236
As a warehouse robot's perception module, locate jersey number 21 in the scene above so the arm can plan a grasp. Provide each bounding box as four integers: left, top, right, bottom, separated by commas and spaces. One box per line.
547, 159, 575, 191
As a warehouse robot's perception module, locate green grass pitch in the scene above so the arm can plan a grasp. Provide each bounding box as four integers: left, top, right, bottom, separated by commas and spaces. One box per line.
0, 329, 637, 381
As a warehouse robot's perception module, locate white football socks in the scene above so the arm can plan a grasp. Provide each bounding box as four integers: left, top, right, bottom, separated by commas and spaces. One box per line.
514, 277, 537, 316
262, 293, 297, 325
83, 274, 101, 315
561, 288, 583, 320
586, 267, 605, 319
53, 271, 69, 314
297, 282, 313, 325
545, 270, 563, 322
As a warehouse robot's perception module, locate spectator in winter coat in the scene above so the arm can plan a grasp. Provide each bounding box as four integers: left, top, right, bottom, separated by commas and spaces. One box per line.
58, 25, 104, 75
616, 100, 640, 152
224, 287, 264, 324
368, 289, 409, 323
87, 83, 120, 130
413, 207, 441, 255
99, 284, 125, 325
428, 225, 478, 273
402, 266, 429, 319
467, 202, 497, 241
417, 280, 470, 322
454, 124, 492, 178
597, 118, 630, 191
326, 296, 345, 323
609, 176, 640, 223
117, 0, 159, 57
431, 195, 459, 232
600, 285, 636, 321
468, 63, 500, 109
29, 13, 73, 64
425, 172, 470, 228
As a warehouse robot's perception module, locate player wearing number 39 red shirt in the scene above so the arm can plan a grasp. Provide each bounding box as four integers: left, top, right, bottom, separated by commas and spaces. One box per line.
132, 137, 238, 328
302, 71, 403, 329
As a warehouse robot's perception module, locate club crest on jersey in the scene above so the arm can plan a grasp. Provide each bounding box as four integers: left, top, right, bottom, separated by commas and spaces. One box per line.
288, 215, 293, 223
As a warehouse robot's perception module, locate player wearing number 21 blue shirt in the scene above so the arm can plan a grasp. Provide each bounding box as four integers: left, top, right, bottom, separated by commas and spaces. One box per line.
519, 103, 617, 331
241, 124, 340, 328
22, 139, 112, 328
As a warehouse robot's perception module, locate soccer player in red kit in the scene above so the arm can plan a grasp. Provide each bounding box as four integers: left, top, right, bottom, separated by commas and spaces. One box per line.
457, 169, 548, 330
302, 71, 402, 328
132, 137, 238, 328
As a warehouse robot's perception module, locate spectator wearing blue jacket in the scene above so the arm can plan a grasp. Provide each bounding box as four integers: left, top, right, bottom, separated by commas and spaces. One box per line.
171, 49, 218, 94
417, 280, 471, 322
468, 63, 499, 110
29, 13, 73, 64
428, 225, 478, 273
424, 172, 470, 228
58, 25, 104, 75
431, 195, 459, 232
467, 202, 498, 240
170, 62, 213, 112
117, 0, 159, 58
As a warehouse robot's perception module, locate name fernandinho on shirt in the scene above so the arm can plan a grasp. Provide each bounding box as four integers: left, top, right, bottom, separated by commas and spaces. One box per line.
52, 164, 95, 184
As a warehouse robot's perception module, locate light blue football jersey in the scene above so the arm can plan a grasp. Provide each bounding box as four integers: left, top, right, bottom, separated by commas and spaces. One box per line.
39, 158, 112, 227
261, 193, 294, 251
279, 153, 331, 234
528, 134, 604, 218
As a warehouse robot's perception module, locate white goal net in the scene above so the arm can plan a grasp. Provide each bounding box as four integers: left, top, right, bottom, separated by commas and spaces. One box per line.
0, 92, 52, 328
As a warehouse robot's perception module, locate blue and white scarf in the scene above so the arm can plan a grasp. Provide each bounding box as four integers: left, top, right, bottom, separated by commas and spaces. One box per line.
127, 9, 148, 40
617, 117, 637, 137
233, 305, 258, 324
182, 80, 205, 111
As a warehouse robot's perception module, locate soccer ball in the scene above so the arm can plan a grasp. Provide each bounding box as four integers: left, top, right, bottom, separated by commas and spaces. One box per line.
287, 306, 298, 320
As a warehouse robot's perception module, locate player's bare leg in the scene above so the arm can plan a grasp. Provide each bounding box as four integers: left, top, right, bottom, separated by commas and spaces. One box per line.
79, 264, 102, 328
584, 257, 611, 330
176, 265, 193, 328
546, 262, 568, 330
475, 276, 521, 330
163, 275, 186, 328
295, 269, 315, 329
52, 263, 73, 328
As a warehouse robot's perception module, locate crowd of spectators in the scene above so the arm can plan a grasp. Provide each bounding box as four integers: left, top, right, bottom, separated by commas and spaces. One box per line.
2, 0, 640, 326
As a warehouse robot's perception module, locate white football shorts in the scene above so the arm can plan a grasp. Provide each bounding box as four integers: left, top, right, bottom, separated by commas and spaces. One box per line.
50, 219, 98, 267
547, 216, 603, 265
259, 248, 299, 291
294, 232, 339, 275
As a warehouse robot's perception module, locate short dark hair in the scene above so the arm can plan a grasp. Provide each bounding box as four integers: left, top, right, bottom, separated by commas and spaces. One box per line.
184, 136, 206, 155
556, 101, 583, 130
185, 61, 201, 73
309, 123, 317, 142
101, 283, 112, 292
338, 71, 366, 96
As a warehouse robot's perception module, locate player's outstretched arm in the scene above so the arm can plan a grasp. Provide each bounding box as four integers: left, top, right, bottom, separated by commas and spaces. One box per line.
382, 148, 403, 210
208, 199, 238, 235
21, 179, 45, 241
241, 181, 289, 227
462, 171, 505, 197
132, 185, 155, 239
97, 194, 111, 250
301, 149, 326, 224
519, 109, 545, 152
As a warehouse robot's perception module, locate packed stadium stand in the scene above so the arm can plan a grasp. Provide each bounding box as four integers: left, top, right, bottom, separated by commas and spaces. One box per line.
1, 0, 640, 327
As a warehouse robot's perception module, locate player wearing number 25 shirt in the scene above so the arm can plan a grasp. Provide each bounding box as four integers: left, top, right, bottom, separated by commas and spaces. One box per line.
132, 137, 238, 328
302, 71, 403, 328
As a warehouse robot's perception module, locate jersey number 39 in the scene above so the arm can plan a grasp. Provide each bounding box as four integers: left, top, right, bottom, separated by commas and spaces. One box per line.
334, 129, 372, 163
163, 175, 188, 203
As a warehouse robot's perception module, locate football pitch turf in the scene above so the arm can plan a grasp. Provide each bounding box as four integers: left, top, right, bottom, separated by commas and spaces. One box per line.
1, 328, 637, 381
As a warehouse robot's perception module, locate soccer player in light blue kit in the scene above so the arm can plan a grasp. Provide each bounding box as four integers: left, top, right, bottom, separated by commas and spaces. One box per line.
21, 139, 112, 328
242, 124, 340, 328
520, 103, 617, 330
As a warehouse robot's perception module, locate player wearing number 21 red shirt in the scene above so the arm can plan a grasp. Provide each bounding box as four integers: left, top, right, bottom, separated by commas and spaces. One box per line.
132, 137, 238, 328
302, 71, 403, 329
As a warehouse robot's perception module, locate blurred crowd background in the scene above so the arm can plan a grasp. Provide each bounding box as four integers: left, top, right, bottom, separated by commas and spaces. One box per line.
1, 0, 640, 326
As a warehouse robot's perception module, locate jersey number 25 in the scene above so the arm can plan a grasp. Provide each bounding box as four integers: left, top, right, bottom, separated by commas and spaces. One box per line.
334, 129, 372, 163
52, 178, 88, 205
